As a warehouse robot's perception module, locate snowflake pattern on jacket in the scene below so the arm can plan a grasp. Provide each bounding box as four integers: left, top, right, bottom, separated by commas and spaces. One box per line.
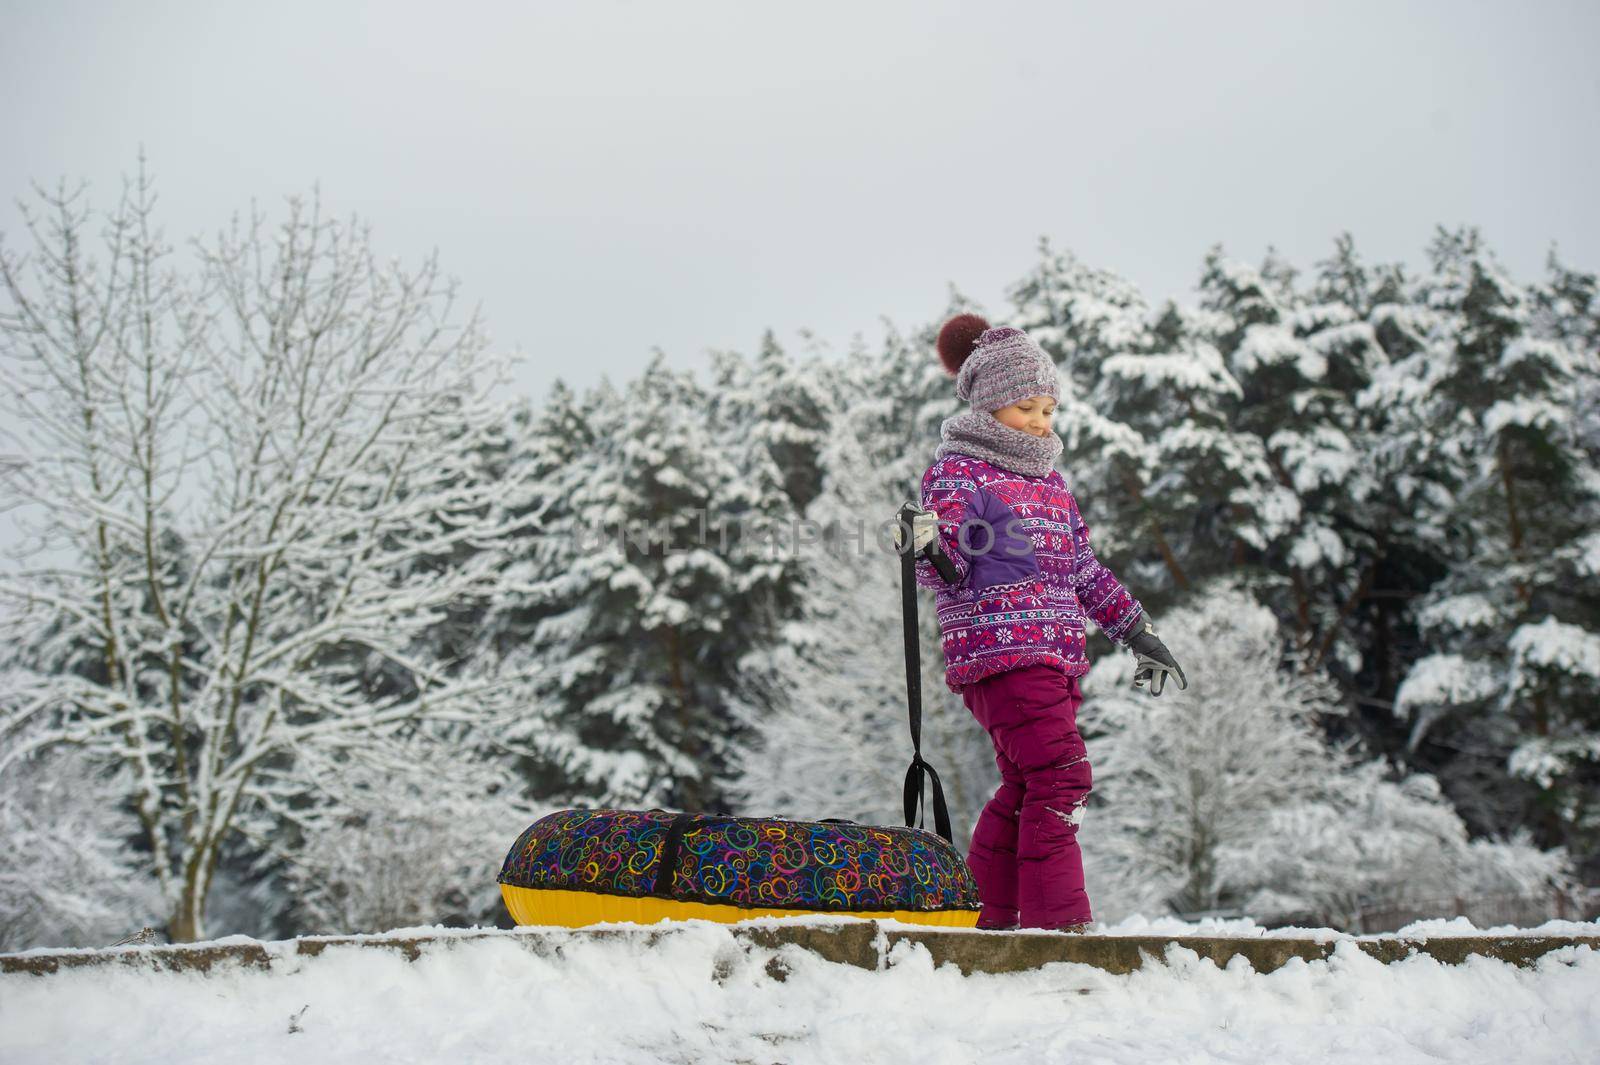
913, 452, 1144, 693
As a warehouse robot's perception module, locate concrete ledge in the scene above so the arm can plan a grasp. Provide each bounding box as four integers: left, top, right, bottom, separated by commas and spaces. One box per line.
4, 923, 1595, 979
1352, 935, 1598, 969
886, 929, 1336, 976
881, 927, 1600, 975
2, 940, 277, 977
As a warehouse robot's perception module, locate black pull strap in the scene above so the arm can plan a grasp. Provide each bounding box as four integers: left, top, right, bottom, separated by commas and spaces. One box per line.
897, 503, 954, 843
903, 754, 952, 843
651, 812, 697, 897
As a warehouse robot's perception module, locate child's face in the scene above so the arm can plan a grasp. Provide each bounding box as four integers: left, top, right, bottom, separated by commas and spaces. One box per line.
992, 395, 1056, 438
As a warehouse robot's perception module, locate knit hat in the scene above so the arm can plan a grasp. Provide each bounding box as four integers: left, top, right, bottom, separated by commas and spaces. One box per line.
936, 313, 1059, 412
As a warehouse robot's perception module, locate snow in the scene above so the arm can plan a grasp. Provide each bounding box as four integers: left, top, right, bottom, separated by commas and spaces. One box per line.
1288, 524, 1348, 571
1499, 337, 1579, 376
1509, 736, 1600, 790
1415, 593, 1501, 634
1102, 913, 1346, 942
1575, 531, 1600, 579
1267, 425, 1362, 497
1306, 320, 1379, 359
1101, 344, 1240, 395
2, 918, 1596, 1064
1231, 324, 1327, 380
1508, 617, 1600, 681
1387, 915, 1600, 938
1483, 397, 1563, 435
1394, 653, 1500, 712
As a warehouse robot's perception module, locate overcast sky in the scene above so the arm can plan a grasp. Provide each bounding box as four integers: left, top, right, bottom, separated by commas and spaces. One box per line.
3, 1, 1597, 405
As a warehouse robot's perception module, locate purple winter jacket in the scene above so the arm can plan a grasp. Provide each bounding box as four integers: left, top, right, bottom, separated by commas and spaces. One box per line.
914, 452, 1144, 693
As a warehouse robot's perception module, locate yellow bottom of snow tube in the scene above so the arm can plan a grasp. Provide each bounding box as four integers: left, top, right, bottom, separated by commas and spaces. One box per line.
501, 884, 981, 929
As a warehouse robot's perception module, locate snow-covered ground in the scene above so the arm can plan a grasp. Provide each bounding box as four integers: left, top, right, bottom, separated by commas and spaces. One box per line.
3, 917, 1597, 1064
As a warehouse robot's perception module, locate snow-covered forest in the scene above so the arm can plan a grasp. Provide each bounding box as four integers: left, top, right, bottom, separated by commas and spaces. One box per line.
2, 174, 1596, 950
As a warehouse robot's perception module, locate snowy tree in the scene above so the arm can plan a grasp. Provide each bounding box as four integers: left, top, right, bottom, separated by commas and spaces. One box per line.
1239, 762, 1569, 928
702, 335, 824, 750
1292, 241, 1450, 754
0, 170, 537, 940
1231, 240, 1390, 676
1385, 230, 1600, 868
723, 353, 911, 825
707, 335, 838, 799
1007, 241, 1180, 605
1082, 581, 1569, 924
1088, 296, 1264, 602
707, 329, 833, 516
1008, 236, 1154, 384
476, 378, 609, 802
277, 739, 541, 935
1187, 250, 1327, 595
0, 723, 163, 950
489, 350, 809, 814
1084, 580, 1338, 915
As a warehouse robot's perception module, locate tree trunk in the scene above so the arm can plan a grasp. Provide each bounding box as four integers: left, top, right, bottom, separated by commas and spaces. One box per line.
1498, 436, 1532, 608
1119, 467, 1189, 590
1310, 558, 1378, 672
664, 624, 701, 810
1290, 569, 1313, 652
169, 874, 207, 943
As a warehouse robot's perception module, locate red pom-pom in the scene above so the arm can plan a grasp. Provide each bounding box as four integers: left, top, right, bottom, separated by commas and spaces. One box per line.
937, 313, 990, 376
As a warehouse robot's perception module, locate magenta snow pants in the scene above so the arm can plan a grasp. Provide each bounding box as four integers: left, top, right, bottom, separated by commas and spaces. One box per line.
961, 663, 1093, 929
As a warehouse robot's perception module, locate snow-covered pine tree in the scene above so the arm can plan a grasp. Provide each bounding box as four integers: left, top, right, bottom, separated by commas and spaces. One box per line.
479, 378, 615, 804
1165, 244, 1417, 765
703, 334, 822, 631
702, 334, 836, 783
1008, 237, 1154, 384
707, 329, 834, 516
1264, 237, 1459, 763
1391, 230, 1600, 871
1185, 248, 1316, 589
1248, 239, 1389, 677
723, 339, 910, 824
504, 351, 807, 813
1007, 241, 1178, 610
1082, 272, 1266, 605
497, 368, 684, 808
1203, 238, 1458, 744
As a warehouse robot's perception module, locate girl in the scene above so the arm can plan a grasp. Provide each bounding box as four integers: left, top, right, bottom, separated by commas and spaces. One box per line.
908, 313, 1186, 932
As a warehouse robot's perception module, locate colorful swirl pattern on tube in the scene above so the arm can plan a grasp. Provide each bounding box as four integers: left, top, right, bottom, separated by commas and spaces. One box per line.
497, 808, 981, 912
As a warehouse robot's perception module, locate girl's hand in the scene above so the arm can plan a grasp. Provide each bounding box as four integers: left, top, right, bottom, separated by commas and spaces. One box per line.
899, 503, 962, 584
911, 508, 940, 552
1123, 615, 1188, 697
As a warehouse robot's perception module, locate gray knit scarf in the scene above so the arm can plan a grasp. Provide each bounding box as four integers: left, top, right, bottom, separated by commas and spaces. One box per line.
935, 410, 1063, 478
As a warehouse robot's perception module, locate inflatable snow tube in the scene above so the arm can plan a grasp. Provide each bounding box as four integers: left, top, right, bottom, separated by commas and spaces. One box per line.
498, 808, 982, 928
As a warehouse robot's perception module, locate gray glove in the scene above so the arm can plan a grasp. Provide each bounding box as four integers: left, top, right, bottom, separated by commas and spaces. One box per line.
1122, 613, 1187, 697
